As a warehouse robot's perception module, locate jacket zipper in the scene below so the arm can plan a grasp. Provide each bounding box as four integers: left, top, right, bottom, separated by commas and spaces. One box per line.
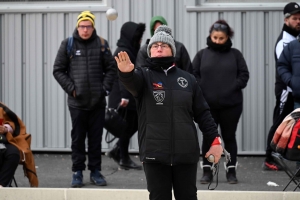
85, 44, 92, 104
163, 68, 174, 166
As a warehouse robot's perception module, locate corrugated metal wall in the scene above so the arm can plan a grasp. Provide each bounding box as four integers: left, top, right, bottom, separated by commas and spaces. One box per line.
0, 0, 287, 154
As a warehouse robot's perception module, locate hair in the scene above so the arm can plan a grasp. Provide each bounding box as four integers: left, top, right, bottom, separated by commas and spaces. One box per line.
209, 19, 234, 38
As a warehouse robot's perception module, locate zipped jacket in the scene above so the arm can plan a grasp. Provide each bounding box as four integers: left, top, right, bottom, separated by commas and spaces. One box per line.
277, 39, 300, 100
119, 65, 219, 165
53, 29, 116, 110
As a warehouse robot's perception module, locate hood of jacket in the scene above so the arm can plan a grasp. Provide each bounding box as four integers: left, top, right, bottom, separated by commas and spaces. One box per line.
117, 21, 146, 58
150, 16, 168, 36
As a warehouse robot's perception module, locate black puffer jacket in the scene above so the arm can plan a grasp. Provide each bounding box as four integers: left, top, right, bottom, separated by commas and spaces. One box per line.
118, 60, 219, 165
277, 39, 300, 100
53, 29, 116, 110
108, 22, 145, 110
136, 40, 193, 74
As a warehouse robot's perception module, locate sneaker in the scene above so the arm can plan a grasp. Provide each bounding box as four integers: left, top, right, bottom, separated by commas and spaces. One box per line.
71, 171, 84, 188
200, 166, 213, 184
263, 160, 283, 171
119, 157, 142, 170
90, 170, 107, 186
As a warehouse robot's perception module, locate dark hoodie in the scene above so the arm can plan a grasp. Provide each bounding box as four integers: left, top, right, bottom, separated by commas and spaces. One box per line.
149, 16, 168, 36
108, 22, 146, 110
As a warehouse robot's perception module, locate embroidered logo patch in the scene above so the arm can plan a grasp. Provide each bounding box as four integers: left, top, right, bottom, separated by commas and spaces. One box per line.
153, 90, 165, 105
75, 50, 81, 56
153, 82, 163, 89
177, 77, 188, 88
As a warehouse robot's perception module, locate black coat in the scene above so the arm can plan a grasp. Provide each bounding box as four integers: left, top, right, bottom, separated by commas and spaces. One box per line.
53, 29, 116, 110
277, 39, 300, 100
108, 22, 145, 110
119, 64, 220, 165
192, 47, 249, 109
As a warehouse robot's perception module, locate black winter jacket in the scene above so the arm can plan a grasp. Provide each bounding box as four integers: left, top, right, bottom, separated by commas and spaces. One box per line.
118, 62, 220, 165
136, 40, 193, 74
192, 47, 249, 109
274, 24, 299, 97
277, 39, 300, 101
53, 29, 116, 110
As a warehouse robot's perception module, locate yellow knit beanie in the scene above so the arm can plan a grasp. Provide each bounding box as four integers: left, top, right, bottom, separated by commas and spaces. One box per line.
77, 11, 95, 27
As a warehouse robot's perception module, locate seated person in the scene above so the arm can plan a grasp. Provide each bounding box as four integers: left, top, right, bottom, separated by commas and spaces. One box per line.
0, 102, 38, 187
0, 119, 20, 187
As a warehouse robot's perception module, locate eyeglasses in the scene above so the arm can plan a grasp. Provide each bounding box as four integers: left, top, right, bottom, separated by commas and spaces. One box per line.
78, 25, 93, 30
213, 23, 228, 30
151, 43, 170, 49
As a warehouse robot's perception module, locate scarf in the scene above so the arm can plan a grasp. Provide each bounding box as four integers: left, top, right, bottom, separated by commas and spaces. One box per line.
145, 57, 175, 70
206, 36, 232, 52
270, 108, 300, 154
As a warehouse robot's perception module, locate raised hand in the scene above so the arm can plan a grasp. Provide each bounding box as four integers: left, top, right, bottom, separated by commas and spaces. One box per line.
114, 51, 134, 72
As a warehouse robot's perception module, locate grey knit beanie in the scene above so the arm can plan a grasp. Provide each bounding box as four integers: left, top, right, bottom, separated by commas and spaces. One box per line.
147, 29, 176, 57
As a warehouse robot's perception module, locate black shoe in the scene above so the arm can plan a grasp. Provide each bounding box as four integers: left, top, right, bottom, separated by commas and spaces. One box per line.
107, 144, 120, 164
226, 167, 238, 184
90, 170, 107, 186
119, 157, 142, 170
263, 159, 283, 171
200, 166, 213, 184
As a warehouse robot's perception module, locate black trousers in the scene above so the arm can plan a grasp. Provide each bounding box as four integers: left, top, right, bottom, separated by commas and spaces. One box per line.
116, 109, 138, 159
202, 103, 242, 166
265, 92, 294, 160
143, 162, 198, 200
69, 106, 105, 171
0, 143, 20, 186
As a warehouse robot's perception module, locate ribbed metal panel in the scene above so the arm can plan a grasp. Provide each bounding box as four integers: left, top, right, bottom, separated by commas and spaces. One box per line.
0, 1, 289, 154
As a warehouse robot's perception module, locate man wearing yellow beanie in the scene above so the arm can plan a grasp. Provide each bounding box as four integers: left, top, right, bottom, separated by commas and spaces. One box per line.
53, 10, 116, 188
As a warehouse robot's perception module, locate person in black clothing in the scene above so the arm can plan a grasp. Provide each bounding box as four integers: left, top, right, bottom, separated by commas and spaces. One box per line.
115, 27, 223, 200
53, 11, 116, 187
192, 19, 249, 184
107, 21, 145, 170
264, 2, 300, 171
136, 15, 193, 73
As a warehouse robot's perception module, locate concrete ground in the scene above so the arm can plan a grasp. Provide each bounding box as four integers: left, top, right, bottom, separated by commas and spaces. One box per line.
12, 153, 300, 192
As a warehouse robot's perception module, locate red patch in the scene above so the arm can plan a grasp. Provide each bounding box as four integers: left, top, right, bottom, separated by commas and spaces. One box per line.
153, 83, 163, 89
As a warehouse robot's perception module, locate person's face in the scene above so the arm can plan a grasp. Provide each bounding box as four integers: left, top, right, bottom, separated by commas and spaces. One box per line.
153, 22, 163, 32
77, 20, 94, 40
210, 30, 228, 44
150, 42, 173, 57
285, 13, 300, 31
